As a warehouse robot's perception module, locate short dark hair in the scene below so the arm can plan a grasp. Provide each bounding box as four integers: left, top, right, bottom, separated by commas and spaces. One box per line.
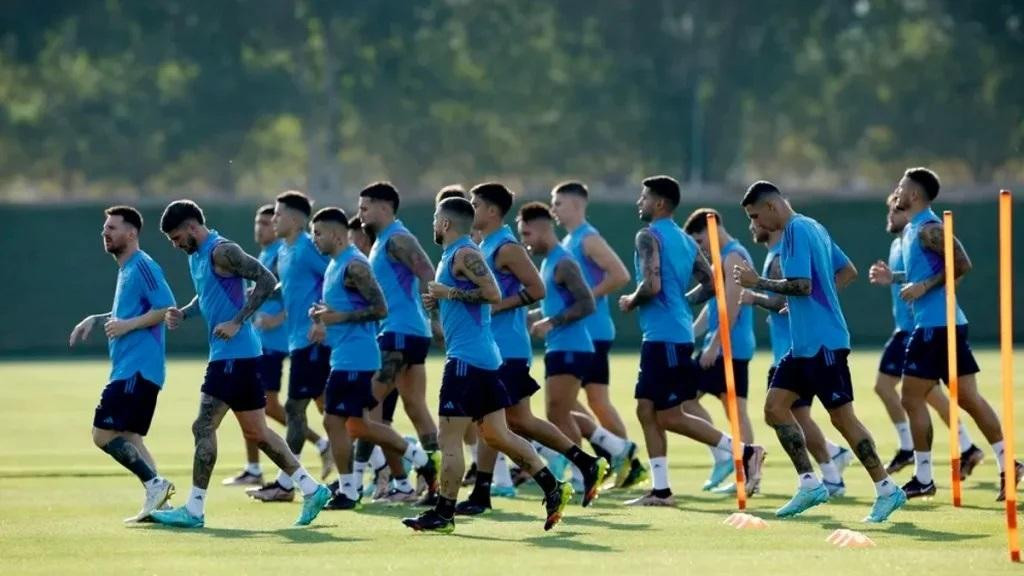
311, 207, 348, 226
435, 185, 466, 205
904, 167, 940, 201
517, 201, 553, 223
642, 175, 680, 209
470, 182, 515, 216
276, 190, 313, 218
552, 181, 589, 199
105, 205, 143, 232
160, 200, 205, 233
438, 197, 475, 232
348, 216, 376, 242
257, 204, 275, 217
742, 180, 782, 207
360, 181, 400, 212
683, 207, 721, 235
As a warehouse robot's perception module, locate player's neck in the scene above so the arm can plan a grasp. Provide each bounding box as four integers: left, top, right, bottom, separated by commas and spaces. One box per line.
441, 232, 464, 249
905, 203, 929, 220
478, 220, 501, 237
115, 243, 139, 267
564, 215, 585, 232
718, 230, 734, 246
380, 215, 397, 230
327, 243, 346, 258
283, 229, 302, 245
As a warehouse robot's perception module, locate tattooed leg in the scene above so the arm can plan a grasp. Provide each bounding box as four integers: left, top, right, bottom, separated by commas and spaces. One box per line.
765, 388, 813, 474
827, 403, 887, 481
437, 416, 472, 500
97, 433, 157, 483
284, 397, 311, 455
191, 394, 230, 489
371, 351, 404, 402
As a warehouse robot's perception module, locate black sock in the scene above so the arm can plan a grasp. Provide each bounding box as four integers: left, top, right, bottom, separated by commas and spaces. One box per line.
564, 446, 597, 471
436, 496, 456, 519
470, 471, 493, 502
742, 444, 753, 462
419, 433, 439, 452
589, 441, 613, 462
533, 467, 558, 494
102, 437, 157, 483
354, 439, 375, 463
652, 488, 673, 498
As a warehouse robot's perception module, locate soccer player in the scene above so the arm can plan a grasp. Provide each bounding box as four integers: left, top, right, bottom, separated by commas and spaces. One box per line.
550, 181, 647, 487
359, 182, 441, 504
681, 208, 757, 493
456, 186, 606, 514
734, 181, 905, 522
889, 167, 1020, 500
309, 207, 436, 510
69, 206, 176, 522
150, 200, 330, 528
249, 191, 334, 502
867, 192, 983, 476
401, 197, 572, 533
740, 218, 853, 498
618, 176, 765, 507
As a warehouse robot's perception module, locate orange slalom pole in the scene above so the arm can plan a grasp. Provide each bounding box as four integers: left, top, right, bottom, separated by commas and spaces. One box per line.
706, 213, 746, 510
943, 210, 962, 507
999, 190, 1020, 562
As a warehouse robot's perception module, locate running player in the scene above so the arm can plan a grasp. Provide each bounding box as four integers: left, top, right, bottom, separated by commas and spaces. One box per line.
150, 200, 330, 528
734, 181, 904, 522
618, 176, 765, 506
889, 167, 1021, 500
401, 197, 572, 533
69, 205, 176, 522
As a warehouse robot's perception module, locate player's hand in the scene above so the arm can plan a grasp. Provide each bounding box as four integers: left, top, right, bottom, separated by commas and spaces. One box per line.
104, 318, 133, 339
427, 282, 452, 300
733, 262, 759, 288
618, 294, 635, 313
868, 260, 893, 286
899, 282, 927, 303
699, 345, 719, 369
165, 307, 184, 330
308, 303, 328, 321
69, 316, 97, 347
307, 321, 326, 344
253, 312, 268, 330
421, 292, 437, 311
530, 318, 553, 339
739, 289, 756, 305
779, 304, 789, 316
213, 319, 242, 340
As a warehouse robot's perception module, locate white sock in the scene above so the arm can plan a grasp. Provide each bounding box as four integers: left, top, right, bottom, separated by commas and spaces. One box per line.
591, 425, 628, 457
353, 460, 367, 489
992, 441, 1006, 473
798, 472, 821, 490
186, 486, 206, 517
825, 440, 842, 460
819, 461, 841, 484
395, 476, 413, 492
570, 463, 583, 485
650, 457, 670, 491
369, 445, 387, 471
894, 422, 913, 451
494, 453, 514, 487
958, 422, 974, 453
339, 473, 359, 500
875, 476, 898, 497
470, 442, 478, 464
914, 451, 933, 484
276, 469, 295, 490
144, 476, 163, 489
714, 435, 734, 462
245, 462, 262, 476
315, 438, 330, 453
404, 442, 427, 469
291, 467, 320, 497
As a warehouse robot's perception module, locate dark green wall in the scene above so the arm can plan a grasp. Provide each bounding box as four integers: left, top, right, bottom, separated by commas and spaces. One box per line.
2, 198, 1020, 356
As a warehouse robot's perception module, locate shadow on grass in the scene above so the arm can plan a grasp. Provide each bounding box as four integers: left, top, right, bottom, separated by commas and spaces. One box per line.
520, 530, 616, 552
142, 523, 362, 544
868, 520, 990, 542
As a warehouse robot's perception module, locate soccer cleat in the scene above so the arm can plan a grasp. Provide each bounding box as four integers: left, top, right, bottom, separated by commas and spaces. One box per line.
324, 492, 361, 511
702, 458, 734, 491
490, 484, 517, 499
455, 498, 491, 516
319, 447, 335, 481
864, 488, 907, 523
711, 482, 737, 495
247, 481, 296, 502
624, 491, 677, 507
222, 470, 263, 487
370, 466, 391, 500
618, 458, 649, 489
742, 445, 767, 498
611, 442, 637, 488
415, 451, 441, 495
997, 461, 1024, 502
823, 480, 846, 498
582, 458, 610, 507
959, 445, 984, 480
294, 484, 331, 526
832, 447, 854, 475
415, 491, 439, 507
885, 449, 914, 475
543, 482, 573, 531
402, 509, 455, 533
512, 466, 533, 487
775, 484, 829, 518
462, 462, 478, 487
901, 476, 936, 499
129, 478, 175, 523
547, 454, 570, 482
149, 505, 204, 529
374, 486, 418, 504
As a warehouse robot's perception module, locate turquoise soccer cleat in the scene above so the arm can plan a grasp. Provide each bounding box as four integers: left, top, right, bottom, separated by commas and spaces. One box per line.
864, 487, 907, 523
702, 458, 735, 491
294, 484, 331, 526
776, 484, 829, 518
149, 506, 204, 529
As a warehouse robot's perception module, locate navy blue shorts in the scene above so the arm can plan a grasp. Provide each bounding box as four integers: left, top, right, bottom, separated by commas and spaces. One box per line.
770, 348, 853, 410
382, 389, 399, 422
903, 325, 980, 383
202, 358, 267, 412
697, 357, 750, 399
878, 331, 910, 377
634, 341, 698, 411
583, 340, 613, 386
93, 373, 161, 436
288, 344, 330, 400
325, 370, 378, 418
498, 358, 541, 403
544, 351, 594, 381
768, 365, 812, 409
378, 332, 432, 366
439, 358, 512, 421
257, 349, 288, 392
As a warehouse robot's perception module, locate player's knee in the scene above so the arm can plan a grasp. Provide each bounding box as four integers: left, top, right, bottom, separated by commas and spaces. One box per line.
636, 402, 655, 423
284, 398, 305, 419
345, 418, 366, 438
192, 418, 215, 440
91, 429, 111, 449
763, 403, 786, 427
479, 424, 508, 449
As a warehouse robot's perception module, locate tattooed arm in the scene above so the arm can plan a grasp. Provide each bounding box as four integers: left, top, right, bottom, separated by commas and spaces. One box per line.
387, 233, 436, 292
618, 228, 660, 312
900, 222, 972, 302
427, 247, 500, 305
550, 259, 596, 326
492, 242, 545, 313
314, 261, 389, 324
733, 263, 811, 296
685, 252, 716, 305
210, 243, 276, 338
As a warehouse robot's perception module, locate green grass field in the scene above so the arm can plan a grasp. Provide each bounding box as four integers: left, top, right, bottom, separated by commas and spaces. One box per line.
1, 350, 1021, 575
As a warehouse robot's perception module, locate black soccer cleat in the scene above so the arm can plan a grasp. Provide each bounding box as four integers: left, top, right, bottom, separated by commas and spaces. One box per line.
543, 482, 573, 531
997, 461, 1024, 502
324, 493, 361, 510
901, 476, 937, 499
959, 445, 984, 480
454, 498, 491, 516
885, 449, 915, 475
415, 490, 439, 507
461, 463, 478, 487
402, 509, 455, 533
